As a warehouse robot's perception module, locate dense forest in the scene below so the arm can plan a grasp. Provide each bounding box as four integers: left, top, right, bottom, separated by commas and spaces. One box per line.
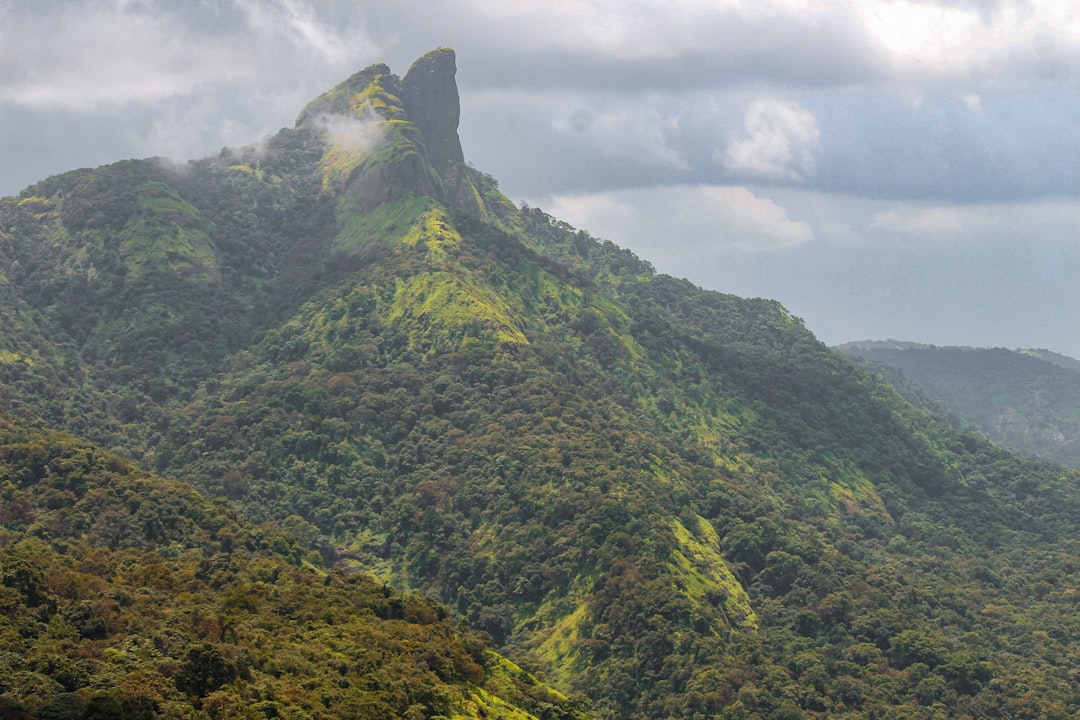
3, 48, 1080, 719
839, 341, 1080, 468
0, 414, 587, 719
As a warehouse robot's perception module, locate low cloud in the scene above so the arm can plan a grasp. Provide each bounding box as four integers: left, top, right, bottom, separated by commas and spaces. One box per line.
545, 184, 813, 259
722, 100, 821, 182
870, 201, 1080, 239
312, 111, 385, 154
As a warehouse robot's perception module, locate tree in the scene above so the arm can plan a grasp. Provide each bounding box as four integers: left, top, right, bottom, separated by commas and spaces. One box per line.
175, 643, 237, 698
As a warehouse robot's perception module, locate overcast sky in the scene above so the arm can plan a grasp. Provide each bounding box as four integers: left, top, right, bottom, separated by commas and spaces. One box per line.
2, 0, 1078, 356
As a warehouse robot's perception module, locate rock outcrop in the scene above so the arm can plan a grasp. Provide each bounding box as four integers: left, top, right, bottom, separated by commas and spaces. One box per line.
402, 48, 465, 176
293, 48, 482, 215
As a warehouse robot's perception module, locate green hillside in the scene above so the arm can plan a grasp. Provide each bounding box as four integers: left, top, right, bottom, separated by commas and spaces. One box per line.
839, 341, 1080, 467
0, 413, 587, 719
3, 48, 1080, 719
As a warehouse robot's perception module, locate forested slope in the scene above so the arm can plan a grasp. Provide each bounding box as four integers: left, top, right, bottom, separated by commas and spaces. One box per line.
3, 48, 1080, 719
0, 413, 586, 719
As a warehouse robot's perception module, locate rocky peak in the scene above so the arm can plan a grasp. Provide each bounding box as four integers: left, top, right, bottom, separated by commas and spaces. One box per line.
401, 48, 465, 176
291, 49, 483, 216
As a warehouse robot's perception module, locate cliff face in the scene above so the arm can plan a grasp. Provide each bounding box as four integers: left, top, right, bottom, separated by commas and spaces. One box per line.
400, 48, 485, 216
402, 48, 465, 175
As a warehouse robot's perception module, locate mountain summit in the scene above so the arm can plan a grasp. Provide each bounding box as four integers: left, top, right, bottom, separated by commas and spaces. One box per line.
296, 47, 481, 215
4, 50, 1080, 719
401, 48, 466, 173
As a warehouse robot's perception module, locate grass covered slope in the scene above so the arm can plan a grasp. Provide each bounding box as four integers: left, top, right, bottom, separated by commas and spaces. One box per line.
0, 413, 590, 719
5, 49, 1080, 719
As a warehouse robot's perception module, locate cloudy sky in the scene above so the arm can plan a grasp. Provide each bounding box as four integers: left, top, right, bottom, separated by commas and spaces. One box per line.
2, 0, 1079, 356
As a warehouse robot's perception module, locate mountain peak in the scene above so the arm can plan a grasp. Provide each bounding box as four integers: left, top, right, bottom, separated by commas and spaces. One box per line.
402, 47, 465, 175
294, 62, 399, 128
290, 48, 483, 214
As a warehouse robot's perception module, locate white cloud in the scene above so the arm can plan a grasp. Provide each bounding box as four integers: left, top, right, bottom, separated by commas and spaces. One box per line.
312, 110, 385, 153
0, 10, 251, 109
234, 0, 363, 69
858, 0, 982, 67
0, 0, 377, 111
723, 100, 821, 182
709, 185, 815, 248
854, 0, 1080, 79
546, 184, 813, 256
871, 200, 1080, 238
460, 0, 844, 62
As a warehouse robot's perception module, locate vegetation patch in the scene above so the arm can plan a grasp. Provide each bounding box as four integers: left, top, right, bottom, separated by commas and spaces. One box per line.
401, 206, 462, 256
119, 182, 217, 280
670, 517, 757, 630
333, 195, 431, 252
389, 271, 529, 350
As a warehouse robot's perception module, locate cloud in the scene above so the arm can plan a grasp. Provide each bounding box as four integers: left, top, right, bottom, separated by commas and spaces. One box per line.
870, 200, 1080, 238
0, 0, 377, 111
311, 110, 385, 154
552, 97, 687, 169
853, 0, 1080, 79
234, 0, 363, 69
545, 184, 813, 257
722, 100, 821, 182
451, 0, 1080, 87
705, 186, 815, 249
0, 0, 388, 192
0, 8, 249, 110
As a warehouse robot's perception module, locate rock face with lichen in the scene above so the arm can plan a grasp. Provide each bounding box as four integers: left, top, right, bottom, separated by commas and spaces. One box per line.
402, 48, 465, 175
294, 47, 482, 215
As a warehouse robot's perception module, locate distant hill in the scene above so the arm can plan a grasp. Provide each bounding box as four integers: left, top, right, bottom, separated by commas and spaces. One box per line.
838, 340, 1080, 467
6, 48, 1080, 719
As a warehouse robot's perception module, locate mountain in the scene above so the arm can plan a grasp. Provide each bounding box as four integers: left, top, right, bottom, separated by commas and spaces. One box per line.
0, 413, 586, 719
4, 48, 1080, 719
838, 341, 1080, 467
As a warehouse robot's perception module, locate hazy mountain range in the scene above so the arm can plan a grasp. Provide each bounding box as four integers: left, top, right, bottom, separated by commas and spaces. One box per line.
839, 341, 1080, 469
2, 49, 1080, 720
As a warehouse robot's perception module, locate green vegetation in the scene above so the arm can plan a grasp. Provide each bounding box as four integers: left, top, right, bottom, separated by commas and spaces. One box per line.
3, 49, 1080, 720
0, 415, 590, 719
333, 195, 431, 252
